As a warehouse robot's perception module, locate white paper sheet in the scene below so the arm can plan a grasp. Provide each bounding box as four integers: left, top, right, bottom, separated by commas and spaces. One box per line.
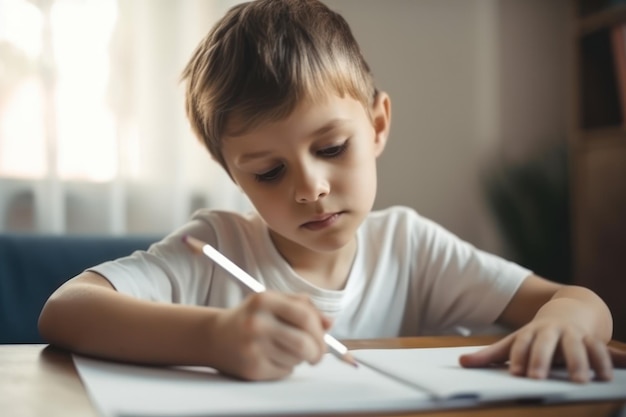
74, 345, 626, 417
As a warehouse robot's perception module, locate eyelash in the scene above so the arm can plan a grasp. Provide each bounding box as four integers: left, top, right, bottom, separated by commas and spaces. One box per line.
254, 141, 350, 183
255, 165, 284, 183
317, 142, 349, 158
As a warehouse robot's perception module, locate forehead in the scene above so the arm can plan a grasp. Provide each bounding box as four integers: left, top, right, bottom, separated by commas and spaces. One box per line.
223, 94, 368, 145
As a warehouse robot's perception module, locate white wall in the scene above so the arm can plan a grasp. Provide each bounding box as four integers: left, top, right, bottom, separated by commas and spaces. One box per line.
0, 0, 570, 257
324, 0, 569, 257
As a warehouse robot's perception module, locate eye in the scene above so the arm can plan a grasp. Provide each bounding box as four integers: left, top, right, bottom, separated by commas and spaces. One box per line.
254, 164, 284, 182
317, 141, 348, 158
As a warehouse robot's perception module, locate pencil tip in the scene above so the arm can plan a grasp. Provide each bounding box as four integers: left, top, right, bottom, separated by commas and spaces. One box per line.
345, 353, 358, 368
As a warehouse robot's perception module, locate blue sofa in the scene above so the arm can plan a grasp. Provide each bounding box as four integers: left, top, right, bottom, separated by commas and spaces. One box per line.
0, 233, 158, 344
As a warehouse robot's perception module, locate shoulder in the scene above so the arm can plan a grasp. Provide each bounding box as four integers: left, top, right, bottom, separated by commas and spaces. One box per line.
362, 205, 434, 238
147, 209, 264, 256
189, 209, 263, 235
183, 209, 268, 258
357, 206, 434, 258
365, 205, 417, 225
361, 206, 476, 260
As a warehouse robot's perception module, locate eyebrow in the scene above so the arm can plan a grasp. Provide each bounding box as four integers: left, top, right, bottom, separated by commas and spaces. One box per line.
238, 150, 273, 164
310, 118, 350, 138
238, 118, 350, 164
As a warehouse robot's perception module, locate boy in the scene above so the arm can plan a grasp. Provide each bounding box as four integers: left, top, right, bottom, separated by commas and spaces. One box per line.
39, 0, 624, 382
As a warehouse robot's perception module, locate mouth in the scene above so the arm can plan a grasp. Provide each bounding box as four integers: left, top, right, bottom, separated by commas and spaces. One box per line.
301, 212, 344, 230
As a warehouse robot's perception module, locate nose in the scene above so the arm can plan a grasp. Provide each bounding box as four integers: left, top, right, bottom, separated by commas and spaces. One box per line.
293, 162, 330, 203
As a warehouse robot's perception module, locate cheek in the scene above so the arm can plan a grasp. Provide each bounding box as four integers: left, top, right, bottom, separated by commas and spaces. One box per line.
347, 166, 377, 197
341, 147, 378, 188
240, 183, 288, 215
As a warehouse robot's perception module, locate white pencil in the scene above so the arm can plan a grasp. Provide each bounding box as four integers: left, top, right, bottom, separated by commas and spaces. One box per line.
182, 234, 358, 368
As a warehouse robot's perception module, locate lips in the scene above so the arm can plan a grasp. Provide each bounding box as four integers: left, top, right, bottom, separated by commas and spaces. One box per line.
301, 212, 343, 230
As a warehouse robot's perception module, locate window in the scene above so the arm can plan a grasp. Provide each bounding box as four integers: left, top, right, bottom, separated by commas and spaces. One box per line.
0, 0, 248, 234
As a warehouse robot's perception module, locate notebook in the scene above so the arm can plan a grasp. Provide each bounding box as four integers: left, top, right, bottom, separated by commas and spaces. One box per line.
73, 345, 626, 417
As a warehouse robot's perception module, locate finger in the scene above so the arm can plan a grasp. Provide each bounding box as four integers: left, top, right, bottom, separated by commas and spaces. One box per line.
273, 294, 327, 358
266, 335, 303, 369
230, 343, 293, 381
526, 328, 560, 379
267, 356, 297, 379
254, 294, 325, 364
246, 293, 324, 337
270, 317, 322, 365
280, 294, 326, 331
321, 314, 333, 331
561, 331, 591, 383
609, 346, 626, 368
289, 293, 330, 355
459, 335, 513, 368
507, 330, 535, 377
585, 338, 613, 381
247, 335, 299, 378
243, 357, 293, 381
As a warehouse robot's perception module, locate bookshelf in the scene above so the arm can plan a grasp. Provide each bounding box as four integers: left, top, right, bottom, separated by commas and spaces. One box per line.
571, 0, 626, 342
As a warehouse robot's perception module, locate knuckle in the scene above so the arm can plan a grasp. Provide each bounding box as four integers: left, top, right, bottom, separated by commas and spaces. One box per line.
295, 304, 322, 331
242, 312, 265, 336
300, 313, 319, 333
291, 336, 311, 358
246, 292, 269, 311
584, 335, 604, 351
514, 330, 535, 345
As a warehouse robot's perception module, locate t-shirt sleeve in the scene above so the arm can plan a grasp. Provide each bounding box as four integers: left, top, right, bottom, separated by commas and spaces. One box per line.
410, 211, 532, 333
88, 216, 218, 305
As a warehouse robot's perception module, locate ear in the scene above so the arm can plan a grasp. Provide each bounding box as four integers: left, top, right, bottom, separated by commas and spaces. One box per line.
370, 91, 391, 157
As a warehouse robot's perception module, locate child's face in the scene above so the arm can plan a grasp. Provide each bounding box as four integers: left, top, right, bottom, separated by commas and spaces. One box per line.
222, 93, 389, 259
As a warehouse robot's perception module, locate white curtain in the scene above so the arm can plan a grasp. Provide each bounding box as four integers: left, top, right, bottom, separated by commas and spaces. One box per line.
0, 0, 249, 235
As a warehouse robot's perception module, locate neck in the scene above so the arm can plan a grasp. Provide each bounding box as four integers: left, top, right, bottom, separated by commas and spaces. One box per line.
269, 233, 357, 291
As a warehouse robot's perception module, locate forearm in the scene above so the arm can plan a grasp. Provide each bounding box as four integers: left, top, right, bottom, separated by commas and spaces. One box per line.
39, 280, 221, 367
535, 285, 613, 342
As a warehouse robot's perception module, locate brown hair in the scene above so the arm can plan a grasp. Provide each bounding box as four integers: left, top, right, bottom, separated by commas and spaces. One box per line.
181, 0, 376, 171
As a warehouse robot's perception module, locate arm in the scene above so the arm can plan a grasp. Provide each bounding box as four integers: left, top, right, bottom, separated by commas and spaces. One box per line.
39, 271, 329, 380
459, 274, 626, 382
499, 275, 612, 341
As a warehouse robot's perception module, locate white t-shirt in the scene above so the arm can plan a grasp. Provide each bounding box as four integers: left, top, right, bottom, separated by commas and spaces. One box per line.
90, 206, 530, 339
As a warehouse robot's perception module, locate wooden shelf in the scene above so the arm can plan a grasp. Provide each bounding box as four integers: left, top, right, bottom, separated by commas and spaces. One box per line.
577, 126, 626, 148
571, 0, 626, 342
577, 4, 626, 35
577, 27, 623, 129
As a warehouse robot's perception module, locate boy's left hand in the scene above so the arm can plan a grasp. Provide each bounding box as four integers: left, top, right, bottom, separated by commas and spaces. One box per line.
459, 320, 626, 383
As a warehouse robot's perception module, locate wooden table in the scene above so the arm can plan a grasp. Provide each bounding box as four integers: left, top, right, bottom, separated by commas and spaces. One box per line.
1, 336, 625, 417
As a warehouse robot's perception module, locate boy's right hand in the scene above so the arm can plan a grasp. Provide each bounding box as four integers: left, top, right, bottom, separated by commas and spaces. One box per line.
207, 291, 331, 381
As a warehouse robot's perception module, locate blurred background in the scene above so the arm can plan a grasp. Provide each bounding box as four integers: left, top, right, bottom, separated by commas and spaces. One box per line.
0, 0, 572, 279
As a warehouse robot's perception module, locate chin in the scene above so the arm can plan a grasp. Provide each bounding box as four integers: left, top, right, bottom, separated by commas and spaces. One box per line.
309, 231, 356, 253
